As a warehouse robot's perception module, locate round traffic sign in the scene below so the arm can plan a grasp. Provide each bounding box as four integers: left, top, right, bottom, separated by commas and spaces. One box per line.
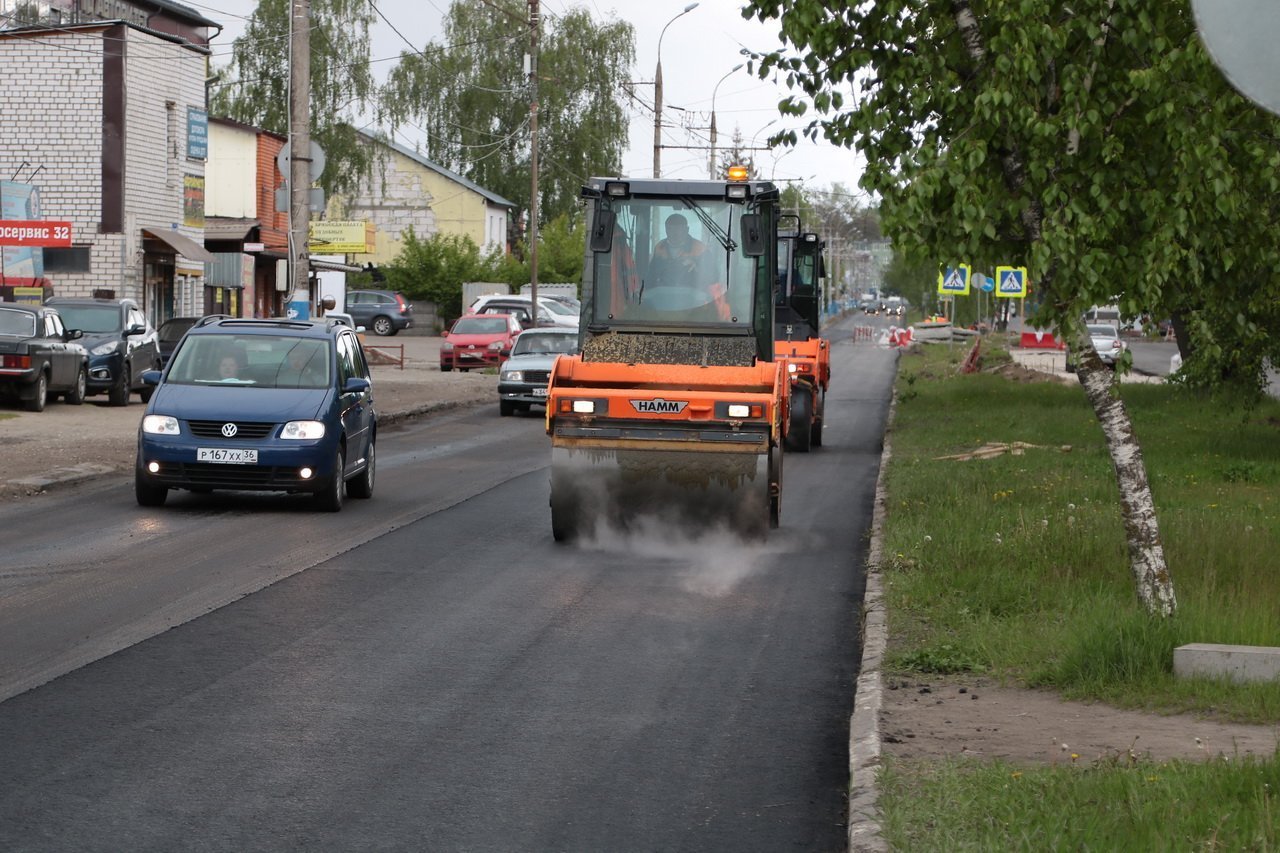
1192, 0, 1280, 116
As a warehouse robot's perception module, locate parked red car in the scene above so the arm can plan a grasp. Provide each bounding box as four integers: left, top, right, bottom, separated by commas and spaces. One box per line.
439, 313, 522, 371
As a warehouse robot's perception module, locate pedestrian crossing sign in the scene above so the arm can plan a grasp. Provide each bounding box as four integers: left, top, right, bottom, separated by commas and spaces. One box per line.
937, 264, 971, 295
994, 265, 1028, 298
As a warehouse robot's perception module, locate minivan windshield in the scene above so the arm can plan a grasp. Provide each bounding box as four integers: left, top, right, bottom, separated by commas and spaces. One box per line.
166, 334, 332, 389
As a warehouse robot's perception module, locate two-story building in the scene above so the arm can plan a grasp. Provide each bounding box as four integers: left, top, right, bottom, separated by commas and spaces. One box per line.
344, 134, 516, 266
0, 2, 218, 326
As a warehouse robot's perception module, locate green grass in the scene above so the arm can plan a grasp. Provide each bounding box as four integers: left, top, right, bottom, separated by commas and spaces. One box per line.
881, 752, 1280, 850
883, 343, 1280, 718
878, 341, 1280, 846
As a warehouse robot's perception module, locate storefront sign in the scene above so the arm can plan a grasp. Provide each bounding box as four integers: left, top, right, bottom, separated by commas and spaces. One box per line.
0, 220, 71, 247
183, 175, 205, 228
308, 220, 374, 253
187, 108, 208, 160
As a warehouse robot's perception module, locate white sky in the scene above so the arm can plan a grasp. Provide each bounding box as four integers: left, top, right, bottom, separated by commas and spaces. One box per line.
191, 0, 867, 197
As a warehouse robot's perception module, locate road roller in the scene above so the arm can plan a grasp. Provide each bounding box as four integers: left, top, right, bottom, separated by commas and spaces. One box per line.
774, 219, 831, 452
545, 168, 787, 541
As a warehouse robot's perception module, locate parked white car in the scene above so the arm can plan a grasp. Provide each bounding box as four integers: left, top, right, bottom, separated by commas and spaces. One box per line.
467, 294, 579, 329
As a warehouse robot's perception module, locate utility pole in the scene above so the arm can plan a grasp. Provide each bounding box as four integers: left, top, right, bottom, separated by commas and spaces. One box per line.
528, 0, 540, 326
288, 0, 312, 310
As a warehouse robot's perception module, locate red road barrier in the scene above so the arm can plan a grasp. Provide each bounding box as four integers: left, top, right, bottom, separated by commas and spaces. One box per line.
854, 325, 874, 341
1019, 330, 1065, 350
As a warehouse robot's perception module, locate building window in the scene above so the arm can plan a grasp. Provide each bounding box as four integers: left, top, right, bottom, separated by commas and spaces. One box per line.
43, 246, 92, 273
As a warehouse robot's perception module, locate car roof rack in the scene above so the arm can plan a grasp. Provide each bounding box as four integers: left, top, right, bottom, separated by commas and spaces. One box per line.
194, 313, 233, 327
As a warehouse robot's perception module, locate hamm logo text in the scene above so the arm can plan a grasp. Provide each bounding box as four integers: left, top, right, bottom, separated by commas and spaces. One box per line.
631, 398, 688, 414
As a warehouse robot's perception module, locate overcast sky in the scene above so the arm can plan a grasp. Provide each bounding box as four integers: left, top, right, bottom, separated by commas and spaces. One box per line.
194, 0, 867, 199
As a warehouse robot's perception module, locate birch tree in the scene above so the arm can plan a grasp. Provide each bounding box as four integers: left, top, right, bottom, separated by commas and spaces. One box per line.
743, 0, 1280, 616
210, 0, 377, 195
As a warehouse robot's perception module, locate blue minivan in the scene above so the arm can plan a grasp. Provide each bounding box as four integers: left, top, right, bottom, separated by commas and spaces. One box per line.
135, 317, 377, 511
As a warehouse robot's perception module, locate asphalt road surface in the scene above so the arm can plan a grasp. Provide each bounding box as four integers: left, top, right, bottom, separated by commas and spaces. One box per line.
0, 324, 895, 851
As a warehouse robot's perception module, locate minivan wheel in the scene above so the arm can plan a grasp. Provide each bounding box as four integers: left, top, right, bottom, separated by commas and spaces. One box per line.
315, 448, 346, 512
372, 316, 394, 336
349, 440, 375, 499
135, 464, 168, 507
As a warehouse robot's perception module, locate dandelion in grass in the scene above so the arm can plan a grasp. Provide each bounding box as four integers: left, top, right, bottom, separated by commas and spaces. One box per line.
1067, 502, 1076, 511
1010, 771, 1022, 780
923, 535, 932, 543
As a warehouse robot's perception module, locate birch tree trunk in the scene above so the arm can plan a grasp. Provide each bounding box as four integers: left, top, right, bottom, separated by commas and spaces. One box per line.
953, 0, 1178, 616
1063, 318, 1178, 617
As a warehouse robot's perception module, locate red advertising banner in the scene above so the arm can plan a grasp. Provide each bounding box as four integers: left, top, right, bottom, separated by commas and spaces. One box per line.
0, 220, 72, 247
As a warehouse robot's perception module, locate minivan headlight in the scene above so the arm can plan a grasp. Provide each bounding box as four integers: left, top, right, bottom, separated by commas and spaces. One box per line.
91, 341, 120, 356
142, 415, 181, 435
281, 420, 326, 440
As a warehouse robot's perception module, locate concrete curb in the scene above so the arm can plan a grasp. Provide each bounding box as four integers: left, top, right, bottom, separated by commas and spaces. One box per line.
847, 378, 896, 851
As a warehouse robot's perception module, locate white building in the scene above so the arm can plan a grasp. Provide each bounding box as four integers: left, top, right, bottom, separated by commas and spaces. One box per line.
0, 6, 217, 325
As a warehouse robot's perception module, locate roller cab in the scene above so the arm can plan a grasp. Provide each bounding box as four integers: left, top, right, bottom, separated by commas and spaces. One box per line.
547, 172, 785, 541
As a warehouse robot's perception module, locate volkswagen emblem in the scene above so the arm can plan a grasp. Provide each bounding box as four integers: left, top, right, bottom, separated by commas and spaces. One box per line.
221, 422, 238, 437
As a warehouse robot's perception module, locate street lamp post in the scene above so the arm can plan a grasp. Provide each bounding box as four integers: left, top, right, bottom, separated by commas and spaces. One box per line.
653, 2, 698, 178
708, 62, 743, 178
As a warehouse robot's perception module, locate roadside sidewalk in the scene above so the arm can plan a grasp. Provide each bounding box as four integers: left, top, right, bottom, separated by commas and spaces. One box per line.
0, 335, 495, 500
1008, 347, 1164, 383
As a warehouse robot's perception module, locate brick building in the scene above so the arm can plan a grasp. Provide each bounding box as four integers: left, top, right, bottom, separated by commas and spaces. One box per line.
0, 1, 218, 326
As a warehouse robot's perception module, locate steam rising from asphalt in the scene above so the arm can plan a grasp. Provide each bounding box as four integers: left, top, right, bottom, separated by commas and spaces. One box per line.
579, 515, 784, 597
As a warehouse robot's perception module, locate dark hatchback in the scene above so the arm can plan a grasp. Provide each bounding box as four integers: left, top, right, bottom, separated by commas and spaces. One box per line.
46, 297, 160, 405
156, 316, 204, 368
135, 317, 377, 511
0, 304, 88, 411
345, 289, 414, 336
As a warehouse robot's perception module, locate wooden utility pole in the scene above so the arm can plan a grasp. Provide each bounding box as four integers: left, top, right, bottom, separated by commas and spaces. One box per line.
288, 0, 312, 307
528, 0, 540, 327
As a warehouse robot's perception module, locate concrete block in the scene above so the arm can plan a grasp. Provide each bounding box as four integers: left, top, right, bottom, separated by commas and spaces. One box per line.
1174, 643, 1280, 684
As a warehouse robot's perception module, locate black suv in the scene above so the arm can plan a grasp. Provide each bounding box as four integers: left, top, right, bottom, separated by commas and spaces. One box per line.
345, 290, 414, 336
46, 297, 160, 405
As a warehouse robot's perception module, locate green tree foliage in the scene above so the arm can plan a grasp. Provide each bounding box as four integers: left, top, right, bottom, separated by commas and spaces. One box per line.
739, 1, 1280, 615
383, 2, 634, 226
743, 0, 1280, 397
209, 0, 377, 196
383, 214, 584, 325
382, 230, 492, 324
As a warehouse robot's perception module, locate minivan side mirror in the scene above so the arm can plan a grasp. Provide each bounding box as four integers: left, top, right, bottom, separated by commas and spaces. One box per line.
125, 323, 147, 337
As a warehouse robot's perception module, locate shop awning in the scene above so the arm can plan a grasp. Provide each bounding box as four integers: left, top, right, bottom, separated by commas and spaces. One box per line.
203, 217, 260, 241
310, 257, 363, 273
141, 227, 215, 262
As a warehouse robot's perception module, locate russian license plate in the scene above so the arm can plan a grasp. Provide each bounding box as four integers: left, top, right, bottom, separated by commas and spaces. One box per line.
532, 387, 548, 397
197, 447, 258, 464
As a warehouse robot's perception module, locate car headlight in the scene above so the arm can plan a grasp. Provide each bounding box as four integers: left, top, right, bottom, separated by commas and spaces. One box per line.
91, 341, 120, 357
488, 341, 504, 351
280, 420, 326, 440
502, 370, 524, 382
142, 415, 181, 435
441, 342, 454, 352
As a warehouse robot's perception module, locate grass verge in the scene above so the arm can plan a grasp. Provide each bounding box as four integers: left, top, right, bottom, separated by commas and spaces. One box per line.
877, 338, 1280, 846
882, 752, 1279, 849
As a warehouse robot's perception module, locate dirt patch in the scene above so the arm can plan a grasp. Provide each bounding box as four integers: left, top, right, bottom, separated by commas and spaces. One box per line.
882, 675, 1280, 766
988, 359, 1067, 384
